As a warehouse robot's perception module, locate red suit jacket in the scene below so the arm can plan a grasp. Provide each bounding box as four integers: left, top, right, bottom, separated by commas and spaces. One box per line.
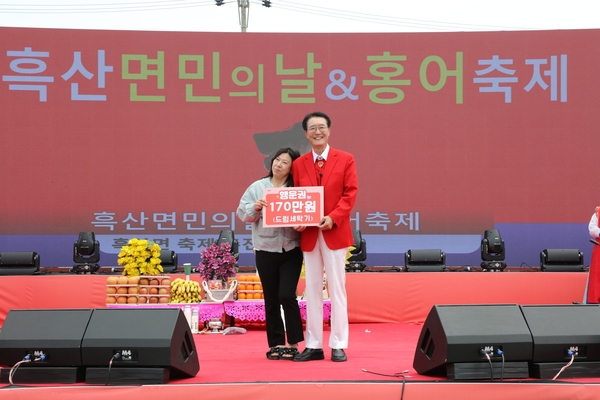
292, 148, 358, 251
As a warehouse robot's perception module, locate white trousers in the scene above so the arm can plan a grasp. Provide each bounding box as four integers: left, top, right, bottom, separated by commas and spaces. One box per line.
303, 231, 349, 349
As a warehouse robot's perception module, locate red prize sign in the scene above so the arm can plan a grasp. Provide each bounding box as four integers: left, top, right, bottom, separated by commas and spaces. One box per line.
262, 186, 324, 228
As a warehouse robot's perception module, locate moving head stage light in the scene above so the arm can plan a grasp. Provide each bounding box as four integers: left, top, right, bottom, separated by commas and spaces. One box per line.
71, 232, 100, 274
217, 230, 239, 261
480, 229, 506, 271
159, 250, 178, 273
346, 230, 367, 272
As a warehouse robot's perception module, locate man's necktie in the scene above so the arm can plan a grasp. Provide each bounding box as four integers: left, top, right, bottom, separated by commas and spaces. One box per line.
316, 156, 325, 185
316, 156, 325, 168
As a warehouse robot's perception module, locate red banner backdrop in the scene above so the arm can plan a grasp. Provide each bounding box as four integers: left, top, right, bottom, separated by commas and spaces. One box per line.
0, 27, 598, 265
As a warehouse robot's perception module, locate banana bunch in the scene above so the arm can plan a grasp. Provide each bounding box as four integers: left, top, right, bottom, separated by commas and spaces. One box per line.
169, 278, 201, 303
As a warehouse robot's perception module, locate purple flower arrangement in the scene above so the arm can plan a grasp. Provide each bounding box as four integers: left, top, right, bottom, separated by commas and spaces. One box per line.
198, 242, 238, 282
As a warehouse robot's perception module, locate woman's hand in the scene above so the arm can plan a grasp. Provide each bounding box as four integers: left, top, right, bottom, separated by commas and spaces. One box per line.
254, 199, 267, 212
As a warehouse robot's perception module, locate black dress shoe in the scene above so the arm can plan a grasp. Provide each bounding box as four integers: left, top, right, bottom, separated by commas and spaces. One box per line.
331, 348, 347, 362
293, 348, 325, 362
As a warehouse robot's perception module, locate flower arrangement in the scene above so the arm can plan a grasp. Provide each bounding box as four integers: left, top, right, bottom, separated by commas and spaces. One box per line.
345, 245, 356, 265
117, 238, 163, 276
198, 242, 238, 283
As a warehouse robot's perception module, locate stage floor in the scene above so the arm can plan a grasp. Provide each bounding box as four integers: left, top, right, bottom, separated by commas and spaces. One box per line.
2, 323, 600, 400
0, 271, 594, 399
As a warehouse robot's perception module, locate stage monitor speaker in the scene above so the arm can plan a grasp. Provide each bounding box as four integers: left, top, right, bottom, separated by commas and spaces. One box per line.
0, 251, 40, 275
405, 249, 445, 272
81, 308, 199, 379
413, 304, 533, 377
0, 309, 94, 367
521, 304, 600, 363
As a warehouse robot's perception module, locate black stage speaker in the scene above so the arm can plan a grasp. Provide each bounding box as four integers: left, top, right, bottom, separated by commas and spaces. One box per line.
0, 251, 40, 275
0, 309, 93, 383
0, 308, 93, 367
81, 308, 199, 381
521, 305, 600, 363
413, 304, 533, 378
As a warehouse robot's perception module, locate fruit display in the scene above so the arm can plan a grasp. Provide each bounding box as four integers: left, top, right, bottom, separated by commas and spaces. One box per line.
169, 278, 201, 303
106, 275, 171, 305
235, 274, 264, 300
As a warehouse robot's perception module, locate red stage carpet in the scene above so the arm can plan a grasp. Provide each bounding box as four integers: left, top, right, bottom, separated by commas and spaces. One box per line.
174, 322, 426, 384
0, 272, 595, 399
3, 322, 600, 400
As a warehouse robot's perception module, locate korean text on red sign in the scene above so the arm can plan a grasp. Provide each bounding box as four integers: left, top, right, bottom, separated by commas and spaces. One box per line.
262, 186, 323, 228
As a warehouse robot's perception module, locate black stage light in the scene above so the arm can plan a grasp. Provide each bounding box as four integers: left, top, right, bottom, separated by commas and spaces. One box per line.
540, 249, 584, 272
480, 229, 506, 271
217, 230, 239, 261
346, 230, 367, 272
159, 249, 178, 273
405, 249, 446, 272
0, 252, 40, 275
71, 232, 100, 274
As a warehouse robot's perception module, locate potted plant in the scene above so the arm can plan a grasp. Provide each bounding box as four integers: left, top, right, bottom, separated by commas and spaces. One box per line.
117, 238, 163, 277
198, 242, 238, 288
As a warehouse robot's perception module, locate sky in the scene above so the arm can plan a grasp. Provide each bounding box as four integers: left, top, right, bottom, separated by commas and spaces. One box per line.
0, 0, 598, 34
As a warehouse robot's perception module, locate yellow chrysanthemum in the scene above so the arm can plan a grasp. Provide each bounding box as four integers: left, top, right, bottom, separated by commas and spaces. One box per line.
117, 238, 164, 276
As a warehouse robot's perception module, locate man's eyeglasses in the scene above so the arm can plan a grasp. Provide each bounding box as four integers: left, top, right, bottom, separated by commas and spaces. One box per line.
307, 125, 329, 133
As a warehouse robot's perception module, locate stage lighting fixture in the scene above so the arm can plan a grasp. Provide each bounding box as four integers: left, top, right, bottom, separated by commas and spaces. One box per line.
71, 232, 100, 274
346, 230, 367, 272
0, 252, 40, 275
216, 230, 239, 261
480, 229, 506, 271
540, 249, 584, 272
159, 249, 178, 273
405, 249, 446, 272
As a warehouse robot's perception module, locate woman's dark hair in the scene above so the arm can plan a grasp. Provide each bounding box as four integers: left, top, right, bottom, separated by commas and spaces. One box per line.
264, 147, 301, 186
302, 111, 331, 131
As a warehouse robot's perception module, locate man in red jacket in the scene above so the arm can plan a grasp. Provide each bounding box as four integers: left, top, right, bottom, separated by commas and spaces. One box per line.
292, 111, 358, 362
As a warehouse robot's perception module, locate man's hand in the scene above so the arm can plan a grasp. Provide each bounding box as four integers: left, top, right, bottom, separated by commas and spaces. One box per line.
318, 216, 333, 230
